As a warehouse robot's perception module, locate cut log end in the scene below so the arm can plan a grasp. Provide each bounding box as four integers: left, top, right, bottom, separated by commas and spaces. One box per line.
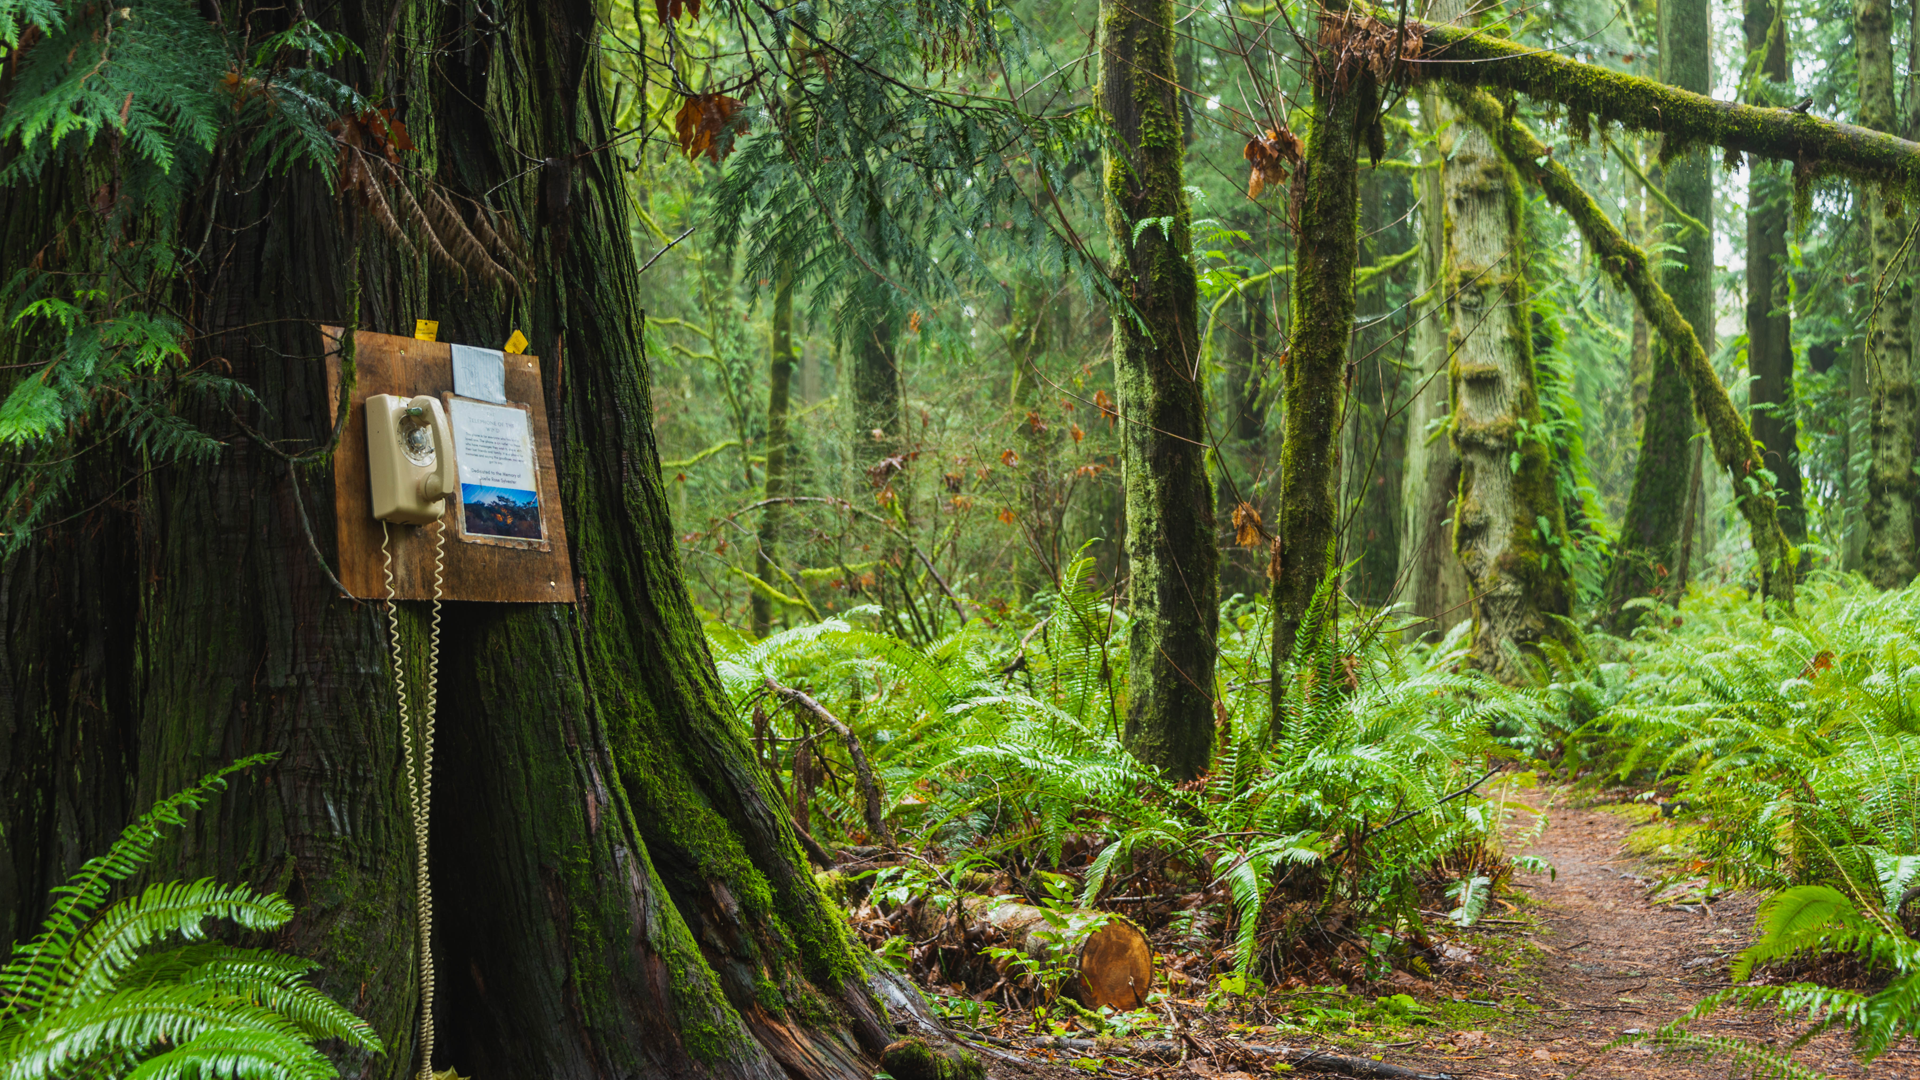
1073, 917, 1153, 1011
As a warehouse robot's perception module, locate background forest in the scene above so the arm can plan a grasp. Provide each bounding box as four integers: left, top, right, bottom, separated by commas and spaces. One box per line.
5, 0, 1920, 1078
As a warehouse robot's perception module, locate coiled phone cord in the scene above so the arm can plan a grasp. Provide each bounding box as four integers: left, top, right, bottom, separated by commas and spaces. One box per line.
381, 519, 445, 1080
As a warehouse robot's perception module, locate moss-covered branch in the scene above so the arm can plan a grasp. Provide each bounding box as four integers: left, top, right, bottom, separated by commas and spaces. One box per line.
1412, 19, 1920, 191
1446, 86, 1796, 611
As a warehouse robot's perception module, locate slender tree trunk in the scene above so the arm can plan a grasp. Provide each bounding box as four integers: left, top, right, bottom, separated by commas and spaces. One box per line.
1397, 88, 1469, 641
1439, 95, 1575, 679
1629, 158, 1654, 442
1099, 0, 1218, 780
1273, 10, 1368, 671
752, 266, 798, 636
1860, 0, 1917, 585
1744, 0, 1806, 548
1, 3, 910, 1078
851, 194, 902, 475
1603, 0, 1710, 630
1009, 273, 1063, 591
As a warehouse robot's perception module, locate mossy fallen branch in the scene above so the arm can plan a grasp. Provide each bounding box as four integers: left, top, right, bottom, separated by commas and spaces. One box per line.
1446, 85, 1796, 612
1409, 18, 1920, 193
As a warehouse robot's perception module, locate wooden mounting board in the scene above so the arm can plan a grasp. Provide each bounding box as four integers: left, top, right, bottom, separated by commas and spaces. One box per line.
324, 327, 575, 602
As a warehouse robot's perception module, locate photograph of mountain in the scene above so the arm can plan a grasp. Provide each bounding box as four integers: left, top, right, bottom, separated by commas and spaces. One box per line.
461, 484, 543, 540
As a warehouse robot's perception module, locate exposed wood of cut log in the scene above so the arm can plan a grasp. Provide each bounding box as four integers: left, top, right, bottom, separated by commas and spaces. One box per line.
963, 897, 1153, 1011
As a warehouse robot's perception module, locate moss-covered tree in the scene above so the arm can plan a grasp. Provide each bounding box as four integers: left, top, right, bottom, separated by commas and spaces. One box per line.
1438, 83, 1576, 679
1099, 0, 1219, 779
0, 2, 933, 1078
1599, 0, 1709, 627
1859, 0, 1917, 586
1397, 81, 1469, 641
1272, 9, 1369, 673
1743, 0, 1806, 547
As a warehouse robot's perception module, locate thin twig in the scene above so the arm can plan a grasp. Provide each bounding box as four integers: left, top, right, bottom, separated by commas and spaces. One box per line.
765, 676, 894, 848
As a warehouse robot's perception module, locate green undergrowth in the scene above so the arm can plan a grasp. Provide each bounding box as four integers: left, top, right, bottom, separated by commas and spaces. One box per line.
705, 557, 1559, 988
1548, 576, 1920, 1076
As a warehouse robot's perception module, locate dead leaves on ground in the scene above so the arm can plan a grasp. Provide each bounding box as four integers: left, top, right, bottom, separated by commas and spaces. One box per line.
675, 94, 747, 163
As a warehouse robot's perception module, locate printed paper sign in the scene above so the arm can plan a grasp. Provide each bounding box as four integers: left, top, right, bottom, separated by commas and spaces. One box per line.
448, 397, 543, 542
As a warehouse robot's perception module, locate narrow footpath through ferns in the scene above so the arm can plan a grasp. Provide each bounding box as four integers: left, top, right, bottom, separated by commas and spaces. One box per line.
970, 787, 1899, 1079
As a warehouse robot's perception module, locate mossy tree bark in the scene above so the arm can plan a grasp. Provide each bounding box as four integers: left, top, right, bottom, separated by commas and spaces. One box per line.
752, 266, 799, 637
1438, 97, 1576, 679
1272, 13, 1368, 672
1408, 18, 1920, 189
1397, 87, 1469, 641
1448, 87, 1798, 614
0, 3, 916, 1078
1743, 0, 1807, 547
1099, 0, 1218, 780
1600, 0, 1709, 628
1858, 0, 1918, 586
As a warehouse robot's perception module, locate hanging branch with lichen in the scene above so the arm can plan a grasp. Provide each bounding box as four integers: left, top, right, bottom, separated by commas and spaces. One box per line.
1444, 85, 1797, 613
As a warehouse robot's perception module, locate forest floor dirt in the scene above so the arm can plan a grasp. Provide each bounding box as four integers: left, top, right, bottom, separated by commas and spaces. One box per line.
979, 786, 1914, 1079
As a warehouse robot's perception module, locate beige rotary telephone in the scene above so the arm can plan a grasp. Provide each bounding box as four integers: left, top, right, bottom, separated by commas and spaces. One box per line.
365, 393, 455, 524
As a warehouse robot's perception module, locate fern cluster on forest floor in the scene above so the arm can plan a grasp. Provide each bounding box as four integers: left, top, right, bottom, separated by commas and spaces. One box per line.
706, 571, 1920, 1076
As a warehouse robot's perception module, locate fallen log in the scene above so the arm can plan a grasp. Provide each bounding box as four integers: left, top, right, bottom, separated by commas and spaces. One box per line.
963, 897, 1154, 1012
1027, 1036, 1457, 1079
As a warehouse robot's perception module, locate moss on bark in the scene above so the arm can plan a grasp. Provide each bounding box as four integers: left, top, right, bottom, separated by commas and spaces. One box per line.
1437, 89, 1575, 681
1, 2, 901, 1078
1272, 13, 1366, 674
1743, 0, 1807, 548
1406, 16, 1920, 192
1099, 0, 1219, 779
1857, 0, 1918, 586
1448, 87, 1797, 615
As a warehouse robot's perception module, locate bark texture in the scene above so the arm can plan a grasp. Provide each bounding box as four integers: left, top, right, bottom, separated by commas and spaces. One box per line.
1, 3, 905, 1078
1599, 0, 1709, 628
1099, 0, 1219, 780
1438, 106, 1575, 679
1859, 0, 1918, 586
1449, 87, 1798, 614
1743, 0, 1806, 547
1273, 13, 1367, 671
1396, 87, 1469, 641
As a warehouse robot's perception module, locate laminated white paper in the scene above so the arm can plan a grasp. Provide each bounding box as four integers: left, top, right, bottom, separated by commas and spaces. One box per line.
449, 397, 542, 541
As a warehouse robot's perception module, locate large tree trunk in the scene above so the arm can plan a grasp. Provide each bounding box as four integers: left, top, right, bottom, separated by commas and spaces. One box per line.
1272, 11, 1367, 671
1099, 0, 1218, 780
1743, 0, 1806, 548
1602, 0, 1710, 630
1, 3, 907, 1078
1439, 96, 1576, 679
1397, 87, 1469, 642
1861, 0, 1918, 586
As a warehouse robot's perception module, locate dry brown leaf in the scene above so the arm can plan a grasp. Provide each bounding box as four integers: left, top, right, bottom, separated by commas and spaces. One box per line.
674, 94, 746, 163
1231, 502, 1264, 548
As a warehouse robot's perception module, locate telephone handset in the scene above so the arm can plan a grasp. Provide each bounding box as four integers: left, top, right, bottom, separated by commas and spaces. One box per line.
366, 394, 456, 524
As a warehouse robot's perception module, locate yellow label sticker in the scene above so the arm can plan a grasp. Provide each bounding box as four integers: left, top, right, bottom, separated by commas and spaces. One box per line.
503, 330, 528, 355
414, 319, 439, 342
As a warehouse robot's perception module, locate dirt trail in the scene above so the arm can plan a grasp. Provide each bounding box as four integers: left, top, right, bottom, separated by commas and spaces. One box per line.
1385, 790, 1886, 1079
985, 788, 1907, 1079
